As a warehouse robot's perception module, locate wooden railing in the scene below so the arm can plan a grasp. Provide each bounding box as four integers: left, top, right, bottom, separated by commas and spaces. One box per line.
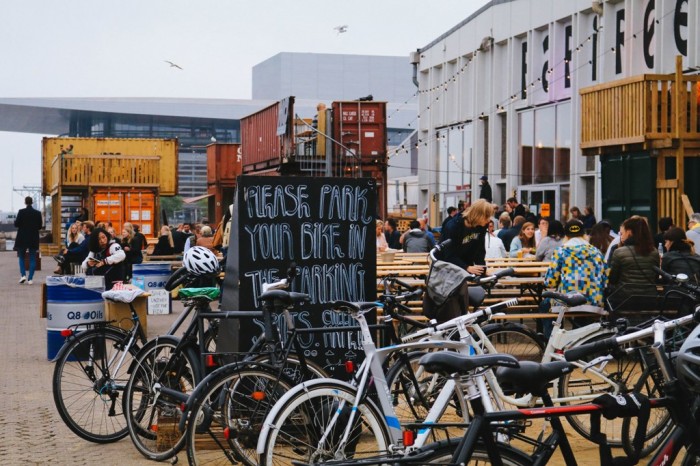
580, 72, 700, 151
49, 154, 161, 191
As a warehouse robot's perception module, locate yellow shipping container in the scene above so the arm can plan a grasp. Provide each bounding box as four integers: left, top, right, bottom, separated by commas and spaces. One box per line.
42, 137, 179, 196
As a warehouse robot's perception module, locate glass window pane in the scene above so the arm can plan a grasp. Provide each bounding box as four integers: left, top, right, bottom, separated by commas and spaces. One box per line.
533, 107, 555, 184
519, 112, 533, 185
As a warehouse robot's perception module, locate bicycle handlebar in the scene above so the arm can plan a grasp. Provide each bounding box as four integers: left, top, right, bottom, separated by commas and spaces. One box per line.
654, 266, 700, 295
429, 239, 452, 262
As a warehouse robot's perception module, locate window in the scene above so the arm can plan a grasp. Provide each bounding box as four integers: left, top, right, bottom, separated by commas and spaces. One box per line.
519, 102, 571, 185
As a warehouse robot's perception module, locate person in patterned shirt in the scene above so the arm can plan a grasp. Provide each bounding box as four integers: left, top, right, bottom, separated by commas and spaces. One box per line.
540, 218, 609, 339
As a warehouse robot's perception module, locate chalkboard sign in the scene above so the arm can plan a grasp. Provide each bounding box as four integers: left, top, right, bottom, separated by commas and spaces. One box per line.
220, 176, 377, 377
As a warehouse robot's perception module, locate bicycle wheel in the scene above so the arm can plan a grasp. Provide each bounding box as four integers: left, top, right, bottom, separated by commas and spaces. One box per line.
52, 325, 139, 443
185, 363, 295, 466
124, 336, 199, 461
481, 322, 545, 362
251, 353, 327, 384
259, 381, 390, 466
558, 331, 644, 445
621, 356, 675, 458
417, 438, 533, 465
385, 351, 469, 443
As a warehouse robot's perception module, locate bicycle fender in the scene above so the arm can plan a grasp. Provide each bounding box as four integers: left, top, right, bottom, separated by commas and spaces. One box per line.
481, 321, 545, 346
125, 335, 192, 376
50, 326, 130, 363
255, 377, 358, 455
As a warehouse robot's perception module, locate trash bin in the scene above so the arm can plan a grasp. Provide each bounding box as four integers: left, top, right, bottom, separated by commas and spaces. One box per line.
132, 263, 172, 315
46, 276, 106, 360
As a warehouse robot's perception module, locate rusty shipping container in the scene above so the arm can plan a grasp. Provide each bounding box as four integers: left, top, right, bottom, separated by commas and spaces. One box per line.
206, 143, 242, 222
240, 97, 295, 173
331, 101, 387, 161
93, 190, 157, 237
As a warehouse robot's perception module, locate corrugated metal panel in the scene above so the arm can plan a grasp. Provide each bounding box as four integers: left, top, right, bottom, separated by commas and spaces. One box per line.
93, 189, 157, 237
332, 101, 387, 160
206, 143, 241, 184
240, 101, 282, 168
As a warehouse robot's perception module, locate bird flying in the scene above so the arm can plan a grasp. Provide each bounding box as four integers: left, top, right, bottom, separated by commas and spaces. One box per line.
165, 60, 183, 70
334, 25, 348, 34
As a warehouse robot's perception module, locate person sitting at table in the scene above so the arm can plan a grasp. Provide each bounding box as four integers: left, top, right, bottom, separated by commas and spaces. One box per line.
508, 221, 536, 258
661, 226, 700, 315
82, 227, 127, 290
402, 220, 435, 253
536, 219, 564, 262
384, 218, 401, 250
484, 219, 506, 259
152, 225, 175, 256
607, 216, 660, 312
498, 215, 524, 253
534, 217, 549, 246
542, 219, 609, 339
589, 221, 614, 256
376, 219, 389, 252
195, 225, 218, 254
442, 198, 490, 276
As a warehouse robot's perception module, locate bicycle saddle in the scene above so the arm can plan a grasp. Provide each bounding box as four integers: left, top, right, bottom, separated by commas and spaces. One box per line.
419, 351, 520, 375
542, 291, 588, 307
496, 360, 574, 397
258, 290, 310, 305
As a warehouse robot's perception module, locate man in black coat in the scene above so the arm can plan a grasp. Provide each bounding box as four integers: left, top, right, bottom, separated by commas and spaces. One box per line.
479, 176, 492, 203
14, 196, 43, 284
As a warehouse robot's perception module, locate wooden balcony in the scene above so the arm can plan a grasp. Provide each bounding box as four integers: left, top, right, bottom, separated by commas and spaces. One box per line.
48, 154, 161, 193
580, 67, 700, 156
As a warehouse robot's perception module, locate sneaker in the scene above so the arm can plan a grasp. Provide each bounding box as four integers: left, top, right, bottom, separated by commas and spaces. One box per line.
27, 280, 33, 285
53, 255, 65, 265
19, 276, 26, 284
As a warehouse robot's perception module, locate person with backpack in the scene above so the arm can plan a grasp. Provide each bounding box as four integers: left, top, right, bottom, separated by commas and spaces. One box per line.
402, 220, 435, 253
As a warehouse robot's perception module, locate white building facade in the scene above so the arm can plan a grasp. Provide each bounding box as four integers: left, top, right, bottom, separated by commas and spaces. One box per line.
413, 0, 699, 226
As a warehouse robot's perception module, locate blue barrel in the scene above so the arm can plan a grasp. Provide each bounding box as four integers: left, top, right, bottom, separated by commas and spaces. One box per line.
132, 263, 172, 314
46, 276, 105, 360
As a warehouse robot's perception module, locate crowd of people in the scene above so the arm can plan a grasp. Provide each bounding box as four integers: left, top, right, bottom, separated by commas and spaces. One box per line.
41, 206, 233, 290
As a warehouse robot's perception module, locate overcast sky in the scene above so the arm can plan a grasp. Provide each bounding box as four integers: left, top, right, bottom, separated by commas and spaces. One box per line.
0, 0, 489, 212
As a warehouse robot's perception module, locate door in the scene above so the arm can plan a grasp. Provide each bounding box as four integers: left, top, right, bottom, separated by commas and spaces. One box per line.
518, 185, 559, 220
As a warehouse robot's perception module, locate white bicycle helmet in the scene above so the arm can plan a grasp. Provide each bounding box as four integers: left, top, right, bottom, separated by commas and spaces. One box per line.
182, 246, 220, 276
676, 323, 700, 393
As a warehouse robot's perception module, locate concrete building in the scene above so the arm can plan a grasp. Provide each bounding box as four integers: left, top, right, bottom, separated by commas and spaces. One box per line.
413, 0, 699, 228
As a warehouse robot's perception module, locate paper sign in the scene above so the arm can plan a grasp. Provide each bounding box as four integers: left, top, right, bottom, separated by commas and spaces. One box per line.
131, 210, 140, 220
147, 289, 171, 315
540, 203, 551, 217
142, 210, 151, 220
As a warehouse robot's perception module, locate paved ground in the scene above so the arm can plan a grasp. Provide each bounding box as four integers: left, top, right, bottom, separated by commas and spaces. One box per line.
0, 249, 657, 465
0, 250, 185, 465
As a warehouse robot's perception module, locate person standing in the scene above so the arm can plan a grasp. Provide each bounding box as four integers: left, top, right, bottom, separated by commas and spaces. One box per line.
14, 196, 43, 285
478, 176, 492, 203
506, 197, 526, 221
384, 218, 401, 250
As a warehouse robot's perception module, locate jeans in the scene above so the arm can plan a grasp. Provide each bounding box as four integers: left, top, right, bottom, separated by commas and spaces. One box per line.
18, 247, 37, 280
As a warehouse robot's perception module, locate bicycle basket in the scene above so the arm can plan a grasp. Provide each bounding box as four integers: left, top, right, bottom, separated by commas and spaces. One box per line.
423, 260, 470, 321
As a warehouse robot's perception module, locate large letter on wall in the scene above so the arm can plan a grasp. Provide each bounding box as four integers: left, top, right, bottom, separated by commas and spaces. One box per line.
521, 41, 528, 99
592, 16, 598, 81
541, 35, 549, 92
643, 0, 655, 69
674, 0, 688, 56
615, 8, 625, 75
564, 25, 572, 88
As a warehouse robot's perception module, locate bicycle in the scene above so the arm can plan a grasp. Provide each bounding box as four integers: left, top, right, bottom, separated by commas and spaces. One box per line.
314, 302, 700, 466
51, 290, 148, 443
255, 295, 522, 465
125, 261, 329, 463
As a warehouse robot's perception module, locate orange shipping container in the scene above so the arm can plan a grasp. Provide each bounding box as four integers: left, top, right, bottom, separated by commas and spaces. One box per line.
93, 190, 157, 237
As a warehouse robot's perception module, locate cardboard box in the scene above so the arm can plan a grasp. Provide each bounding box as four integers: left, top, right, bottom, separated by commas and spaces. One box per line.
104, 295, 148, 337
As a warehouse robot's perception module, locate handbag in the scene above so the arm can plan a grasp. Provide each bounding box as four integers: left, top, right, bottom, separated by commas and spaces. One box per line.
423, 260, 471, 321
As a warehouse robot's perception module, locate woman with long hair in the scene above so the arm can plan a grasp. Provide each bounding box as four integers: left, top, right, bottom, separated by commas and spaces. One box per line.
152, 225, 175, 256
508, 221, 536, 258
376, 219, 388, 252
589, 221, 614, 255
444, 199, 492, 275
608, 216, 659, 309
81, 227, 126, 290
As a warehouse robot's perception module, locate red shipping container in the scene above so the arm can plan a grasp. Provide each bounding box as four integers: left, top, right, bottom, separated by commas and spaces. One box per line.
240, 97, 295, 171
207, 143, 242, 184
332, 101, 387, 160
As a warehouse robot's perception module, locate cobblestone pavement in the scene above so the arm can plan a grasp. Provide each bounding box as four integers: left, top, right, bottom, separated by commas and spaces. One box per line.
0, 251, 186, 465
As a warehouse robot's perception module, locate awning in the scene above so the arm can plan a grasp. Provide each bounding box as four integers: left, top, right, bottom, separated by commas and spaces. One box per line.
182, 193, 215, 204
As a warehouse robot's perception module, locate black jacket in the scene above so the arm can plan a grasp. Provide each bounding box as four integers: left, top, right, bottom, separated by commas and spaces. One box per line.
444, 221, 487, 270
479, 182, 492, 203
14, 206, 43, 250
